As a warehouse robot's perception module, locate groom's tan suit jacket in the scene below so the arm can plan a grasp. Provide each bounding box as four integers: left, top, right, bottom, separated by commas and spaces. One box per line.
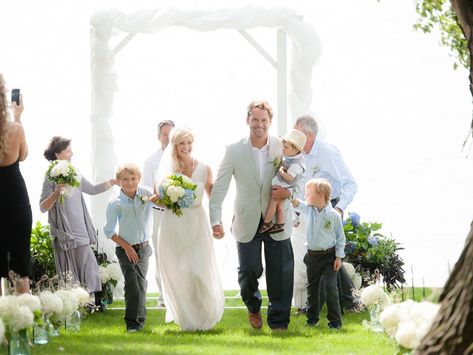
209, 135, 292, 243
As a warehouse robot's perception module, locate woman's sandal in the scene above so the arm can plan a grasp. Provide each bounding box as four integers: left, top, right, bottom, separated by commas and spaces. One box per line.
268, 223, 285, 234
258, 222, 273, 234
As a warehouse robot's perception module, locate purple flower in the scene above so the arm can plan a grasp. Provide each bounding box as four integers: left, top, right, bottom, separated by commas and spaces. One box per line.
345, 241, 356, 254
367, 235, 379, 247
349, 212, 360, 228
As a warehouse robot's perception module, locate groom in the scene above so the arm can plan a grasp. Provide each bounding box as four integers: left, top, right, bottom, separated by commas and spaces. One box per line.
209, 100, 294, 331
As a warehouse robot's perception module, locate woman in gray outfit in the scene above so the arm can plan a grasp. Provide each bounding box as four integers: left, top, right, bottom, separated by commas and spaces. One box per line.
40, 136, 116, 305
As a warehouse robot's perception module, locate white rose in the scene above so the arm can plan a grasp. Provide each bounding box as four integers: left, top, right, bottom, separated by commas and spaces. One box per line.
167, 186, 185, 202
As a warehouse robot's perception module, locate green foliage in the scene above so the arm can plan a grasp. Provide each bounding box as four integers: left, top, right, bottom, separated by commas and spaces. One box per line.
30, 221, 56, 283
344, 213, 405, 290
414, 0, 469, 70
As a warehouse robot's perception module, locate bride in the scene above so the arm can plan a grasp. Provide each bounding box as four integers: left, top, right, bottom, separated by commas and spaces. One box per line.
156, 126, 224, 331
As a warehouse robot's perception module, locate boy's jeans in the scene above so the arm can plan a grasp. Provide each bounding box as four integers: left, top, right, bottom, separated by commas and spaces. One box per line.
116, 242, 152, 330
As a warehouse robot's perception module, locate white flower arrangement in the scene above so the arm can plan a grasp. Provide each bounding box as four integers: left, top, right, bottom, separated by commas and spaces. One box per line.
39, 291, 64, 316
0, 318, 4, 343
54, 289, 79, 318
16, 293, 41, 313
360, 284, 391, 308
99, 262, 122, 286
71, 287, 91, 306
380, 300, 440, 351
0, 296, 35, 333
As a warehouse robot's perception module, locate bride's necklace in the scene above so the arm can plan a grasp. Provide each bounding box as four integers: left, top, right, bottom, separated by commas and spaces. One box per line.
178, 158, 195, 176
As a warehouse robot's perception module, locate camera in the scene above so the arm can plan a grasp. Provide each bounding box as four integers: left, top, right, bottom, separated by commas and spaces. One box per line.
11, 88, 20, 105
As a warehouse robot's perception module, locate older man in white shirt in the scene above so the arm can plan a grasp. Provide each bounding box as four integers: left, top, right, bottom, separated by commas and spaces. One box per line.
142, 119, 174, 307
293, 114, 359, 313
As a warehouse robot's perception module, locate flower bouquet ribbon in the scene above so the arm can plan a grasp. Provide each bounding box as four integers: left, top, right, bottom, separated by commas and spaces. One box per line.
45, 160, 80, 205
157, 173, 197, 216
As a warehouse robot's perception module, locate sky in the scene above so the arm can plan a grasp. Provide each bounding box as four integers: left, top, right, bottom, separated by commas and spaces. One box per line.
1, 0, 473, 290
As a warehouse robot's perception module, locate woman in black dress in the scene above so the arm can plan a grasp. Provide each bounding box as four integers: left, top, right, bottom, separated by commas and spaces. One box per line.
0, 74, 31, 294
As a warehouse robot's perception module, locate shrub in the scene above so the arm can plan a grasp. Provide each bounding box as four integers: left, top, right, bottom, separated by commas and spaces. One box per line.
344, 212, 405, 290
30, 221, 56, 283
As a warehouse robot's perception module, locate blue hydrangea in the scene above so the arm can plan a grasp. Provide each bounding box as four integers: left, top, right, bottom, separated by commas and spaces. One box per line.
349, 212, 360, 228
345, 241, 356, 254
367, 235, 379, 247
178, 189, 195, 208
158, 186, 165, 198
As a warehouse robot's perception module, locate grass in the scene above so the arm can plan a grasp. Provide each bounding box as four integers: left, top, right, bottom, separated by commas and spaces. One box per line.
6, 289, 438, 355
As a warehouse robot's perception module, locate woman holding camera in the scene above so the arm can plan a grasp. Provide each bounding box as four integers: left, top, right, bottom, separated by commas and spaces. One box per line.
0, 74, 31, 294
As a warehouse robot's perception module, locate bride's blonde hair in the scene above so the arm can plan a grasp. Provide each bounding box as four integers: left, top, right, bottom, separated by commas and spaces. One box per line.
170, 127, 194, 172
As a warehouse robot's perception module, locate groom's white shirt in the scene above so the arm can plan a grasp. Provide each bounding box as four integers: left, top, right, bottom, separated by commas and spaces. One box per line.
209, 135, 292, 243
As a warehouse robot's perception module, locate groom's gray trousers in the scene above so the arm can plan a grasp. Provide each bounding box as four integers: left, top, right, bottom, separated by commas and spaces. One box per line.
237, 223, 294, 329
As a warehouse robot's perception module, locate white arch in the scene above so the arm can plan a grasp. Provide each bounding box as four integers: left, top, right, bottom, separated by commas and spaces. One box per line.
89, 6, 322, 255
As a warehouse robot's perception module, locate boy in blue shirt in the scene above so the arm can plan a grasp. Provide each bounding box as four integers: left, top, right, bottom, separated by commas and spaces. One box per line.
104, 163, 157, 332
291, 178, 345, 329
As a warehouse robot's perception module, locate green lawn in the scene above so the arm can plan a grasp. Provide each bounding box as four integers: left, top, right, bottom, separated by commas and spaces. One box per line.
7, 290, 429, 355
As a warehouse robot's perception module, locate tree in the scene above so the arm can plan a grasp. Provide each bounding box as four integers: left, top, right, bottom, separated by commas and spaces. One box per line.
414, 1, 473, 354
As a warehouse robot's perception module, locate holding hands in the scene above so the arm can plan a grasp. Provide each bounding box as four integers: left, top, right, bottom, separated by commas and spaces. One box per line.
212, 225, 224, 239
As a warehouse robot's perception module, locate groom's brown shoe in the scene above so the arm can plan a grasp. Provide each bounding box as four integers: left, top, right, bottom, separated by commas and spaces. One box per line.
248, 311, 263, 329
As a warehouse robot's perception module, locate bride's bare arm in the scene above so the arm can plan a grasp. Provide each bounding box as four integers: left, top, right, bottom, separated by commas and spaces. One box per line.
205, 165, 213, 197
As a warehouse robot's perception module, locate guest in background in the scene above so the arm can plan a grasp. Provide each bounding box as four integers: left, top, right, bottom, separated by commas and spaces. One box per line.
0, 74, 31, 294
40, 136, 116, 306
142, 119, 174, 307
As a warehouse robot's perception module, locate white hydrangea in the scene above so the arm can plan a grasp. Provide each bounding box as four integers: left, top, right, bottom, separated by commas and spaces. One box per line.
353, 273, 363, 290
39, 291, 63, 316
71, 287, 91, 306
167, 185, 185, 202
8, 305, 34, 332
107, 263, 123, 282
99, 265, 109, 284
54, 289, 79, 318
343, 262, 356, 279
16, 293, 41, 312
360, 285, 391, 307
395, 320, 419, 350
0, 318, 4, 343
380, 303, 405, 335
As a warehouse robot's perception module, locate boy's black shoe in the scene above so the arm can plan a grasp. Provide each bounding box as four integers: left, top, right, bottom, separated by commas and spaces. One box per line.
328, 322, 342, 330
306, 318, 319, 327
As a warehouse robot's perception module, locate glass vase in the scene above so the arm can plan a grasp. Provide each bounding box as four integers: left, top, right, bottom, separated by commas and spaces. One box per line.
65, 310, 81, 332
48, 322, 60, 337
369, 304, 384, 332
101, 282, 114, 305
8, 331, 30, 355
33, 321, 48, 345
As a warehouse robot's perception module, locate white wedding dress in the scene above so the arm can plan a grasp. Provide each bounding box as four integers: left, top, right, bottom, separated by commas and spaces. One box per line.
157, 162, 224, 331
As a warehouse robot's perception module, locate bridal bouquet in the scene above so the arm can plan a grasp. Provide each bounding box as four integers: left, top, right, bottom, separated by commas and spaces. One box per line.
157, 173, 197, 216
45, 160, 80, 204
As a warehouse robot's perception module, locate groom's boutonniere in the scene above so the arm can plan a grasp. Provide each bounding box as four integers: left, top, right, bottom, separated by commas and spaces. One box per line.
324, 220, 332, 230
270, 156, 282, 168
311, 165, 320, 177
138, 195, 149, 204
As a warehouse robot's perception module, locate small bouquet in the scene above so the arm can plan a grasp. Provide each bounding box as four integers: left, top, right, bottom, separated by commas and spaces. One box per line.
45, 160, 80, 205
157, 173, 197, 216
99, 262, 123, 306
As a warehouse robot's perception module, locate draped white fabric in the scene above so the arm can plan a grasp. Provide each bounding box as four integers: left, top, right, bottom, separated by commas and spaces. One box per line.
89, 7, 322, 257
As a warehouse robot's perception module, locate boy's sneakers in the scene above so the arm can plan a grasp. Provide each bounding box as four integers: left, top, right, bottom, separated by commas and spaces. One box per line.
328, 322, 342, 330
127, 327, 139, 333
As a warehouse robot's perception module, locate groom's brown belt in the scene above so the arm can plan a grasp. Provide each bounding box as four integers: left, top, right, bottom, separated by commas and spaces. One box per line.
131, 241, 149, 250
307, 247, 335, 256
